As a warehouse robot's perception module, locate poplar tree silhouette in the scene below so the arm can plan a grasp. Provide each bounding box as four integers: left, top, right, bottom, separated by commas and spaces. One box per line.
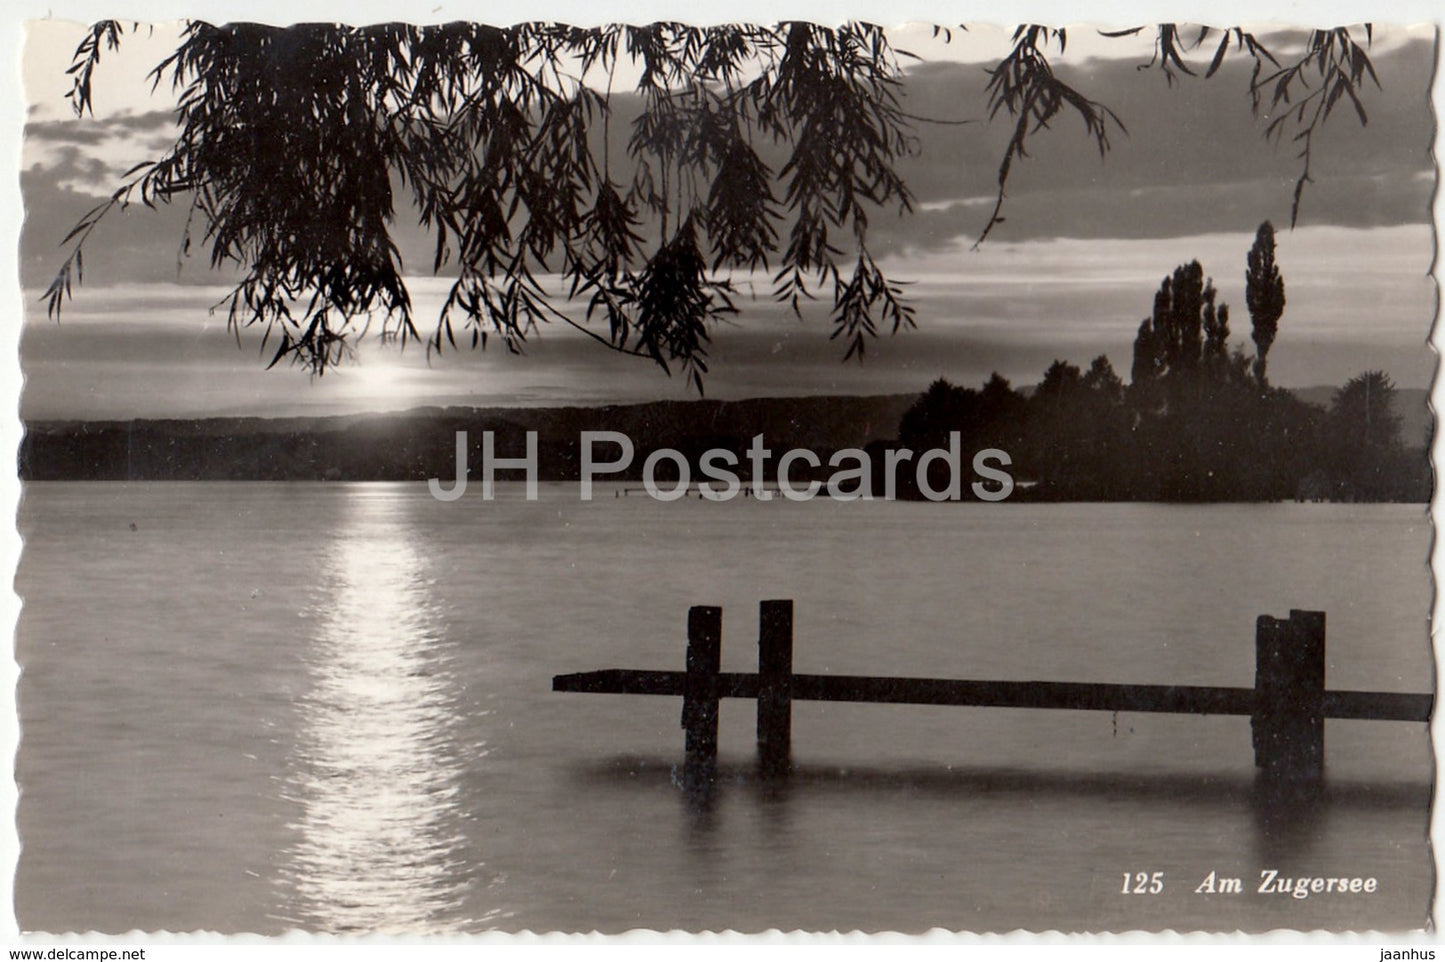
1246, 221, 1286, 387
1129, 260, 1233, 415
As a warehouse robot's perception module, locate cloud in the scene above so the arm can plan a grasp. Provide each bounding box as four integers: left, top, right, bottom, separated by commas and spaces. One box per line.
26, 145, 109, 185
864, 171, 1433, 255
882, 35, 1435, 247
106, 109, 179, 132
21, 110, 177, 201
16, 23, 1433, 337
23, 120, 109, 144
19, 154, 232, 293
20, 225, 1434, 419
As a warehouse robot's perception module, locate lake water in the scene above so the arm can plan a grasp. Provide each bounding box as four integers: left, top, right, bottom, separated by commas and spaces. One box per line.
13, 483, 1435, 934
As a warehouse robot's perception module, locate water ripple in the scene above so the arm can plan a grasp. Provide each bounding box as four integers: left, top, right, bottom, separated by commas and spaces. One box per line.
275, 491, 488, 934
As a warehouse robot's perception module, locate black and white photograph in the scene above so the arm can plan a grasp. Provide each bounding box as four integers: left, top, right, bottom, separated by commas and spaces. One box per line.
5, 3, 1439, 941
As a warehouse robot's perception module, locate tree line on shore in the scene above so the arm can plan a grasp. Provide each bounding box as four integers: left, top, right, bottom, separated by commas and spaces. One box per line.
893, 224, 1426, 502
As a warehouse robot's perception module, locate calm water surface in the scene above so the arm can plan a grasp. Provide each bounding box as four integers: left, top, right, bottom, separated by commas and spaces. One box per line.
14, 483, 1434, 933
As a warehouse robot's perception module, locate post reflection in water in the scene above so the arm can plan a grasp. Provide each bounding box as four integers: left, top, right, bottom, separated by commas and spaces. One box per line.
276, 488, 485, 934
667, 761, 1423, 869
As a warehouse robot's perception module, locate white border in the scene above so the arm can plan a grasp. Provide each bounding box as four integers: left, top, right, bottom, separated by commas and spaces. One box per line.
1, 0, 1439, 952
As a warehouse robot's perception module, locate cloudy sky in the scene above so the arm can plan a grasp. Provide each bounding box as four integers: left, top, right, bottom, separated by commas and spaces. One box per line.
16, 19, 1437, 419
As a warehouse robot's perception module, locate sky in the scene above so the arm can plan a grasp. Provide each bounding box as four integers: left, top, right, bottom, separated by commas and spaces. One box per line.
15, 18, 1439, 419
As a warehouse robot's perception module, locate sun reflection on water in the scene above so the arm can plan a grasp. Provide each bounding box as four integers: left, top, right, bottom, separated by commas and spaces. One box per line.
276, 488, 488, 934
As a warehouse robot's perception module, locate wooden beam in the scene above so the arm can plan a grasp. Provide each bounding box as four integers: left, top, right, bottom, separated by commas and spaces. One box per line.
1322, 689, 1433, 722
553, 670, 1430, 723
782, 675, 1257, 714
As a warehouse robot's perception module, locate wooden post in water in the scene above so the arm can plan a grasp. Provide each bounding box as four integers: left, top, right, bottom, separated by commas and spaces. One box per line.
756, 600, 794, 778
682, 605, 722, 792
557, 602, 1432, 784
1252, 609, 1326, 781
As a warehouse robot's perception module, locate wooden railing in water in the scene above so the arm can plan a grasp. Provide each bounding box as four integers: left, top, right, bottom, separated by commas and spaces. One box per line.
553, 601, 1431, 789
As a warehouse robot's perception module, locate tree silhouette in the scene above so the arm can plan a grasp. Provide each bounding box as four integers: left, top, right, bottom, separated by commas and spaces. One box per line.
1081, 354, 1124, 404
899, 378, 980, 450
1121, 230, 1316, 499
1035, 359, 1083, 401
1245, 221, 1285, 386
1023, 356, 1132, 498
1332, 370, 1401, 448
46, 21, 1382, 389
889, 238, 1420, 503
1327, 370, 1404, 499
1129, 260, 1234, 415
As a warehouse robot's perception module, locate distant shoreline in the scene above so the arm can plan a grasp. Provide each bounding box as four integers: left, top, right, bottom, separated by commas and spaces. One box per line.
18, 389, 1431, 503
